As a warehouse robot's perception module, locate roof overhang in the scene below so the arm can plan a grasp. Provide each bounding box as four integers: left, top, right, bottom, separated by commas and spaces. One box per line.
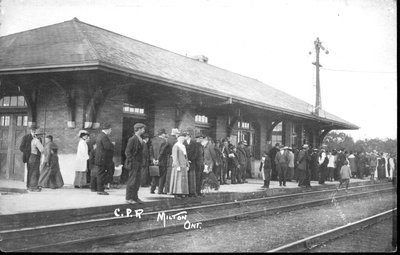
0, 62, 359, 130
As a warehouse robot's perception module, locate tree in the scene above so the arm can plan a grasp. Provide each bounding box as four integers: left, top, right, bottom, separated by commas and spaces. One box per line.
322, 131, 397, 155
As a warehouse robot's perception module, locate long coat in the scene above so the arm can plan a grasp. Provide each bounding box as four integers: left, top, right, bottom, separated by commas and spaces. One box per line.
150, 136, 168, 166
169, 143, 189, 195
297, 149, 308, 170
95, 132, 114, 167
19, 133, 34, 163
39, 142, 64, 189
236, 147, 247, 166
184, 139, 198, 168
203, 142, 218, 171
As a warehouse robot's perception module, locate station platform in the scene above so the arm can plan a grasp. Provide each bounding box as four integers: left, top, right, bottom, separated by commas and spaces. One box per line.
0, 177, 372, 216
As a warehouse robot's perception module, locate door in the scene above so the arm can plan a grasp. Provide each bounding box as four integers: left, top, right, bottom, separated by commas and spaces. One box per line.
121, 117, 149, 163
0, 114, 28, 180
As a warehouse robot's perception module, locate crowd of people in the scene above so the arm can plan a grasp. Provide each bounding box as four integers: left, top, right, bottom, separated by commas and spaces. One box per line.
123, 125, 255, 203
19, 123, 397, 202
260, 143, 397, 192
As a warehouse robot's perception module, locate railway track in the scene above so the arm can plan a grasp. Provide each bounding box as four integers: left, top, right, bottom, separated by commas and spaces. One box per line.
268, 208, 397, 252
0, 182, 395, 252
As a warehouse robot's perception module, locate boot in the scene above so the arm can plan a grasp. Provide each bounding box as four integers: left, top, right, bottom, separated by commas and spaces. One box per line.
261, 180, 268, 188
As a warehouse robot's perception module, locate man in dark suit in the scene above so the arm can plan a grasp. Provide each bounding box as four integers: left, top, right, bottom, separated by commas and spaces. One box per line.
149, 128, 168, 194
94, 122, 114, 195
237, 141, 247, 183
275, 145, 290, 187
125, 123, 146, 204
297, 144, 311, 188
184, 129, 198, 197
269, 143, 280, 181
243, 141, 253, 179
195, 134, 205, 196
19, 125, 38, 189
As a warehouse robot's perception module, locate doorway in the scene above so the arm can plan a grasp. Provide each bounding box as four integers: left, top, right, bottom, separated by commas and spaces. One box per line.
0, 114, 28, 180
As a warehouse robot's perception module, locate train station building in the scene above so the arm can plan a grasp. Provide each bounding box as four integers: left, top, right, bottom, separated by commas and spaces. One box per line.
0, 18, 358, 184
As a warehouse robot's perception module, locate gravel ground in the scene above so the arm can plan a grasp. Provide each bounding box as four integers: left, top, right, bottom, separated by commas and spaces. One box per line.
311, 217, 396, 252
87, 192, 396, 252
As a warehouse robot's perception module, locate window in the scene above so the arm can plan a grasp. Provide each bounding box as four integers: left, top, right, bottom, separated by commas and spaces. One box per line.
0, 96, 27, 107
0, 115, 10, 126
237, 121, 250, 129
271, 122, 282, 145
16, 115, 28, 127
195, 115, 208, 124
123, 103, 145, 115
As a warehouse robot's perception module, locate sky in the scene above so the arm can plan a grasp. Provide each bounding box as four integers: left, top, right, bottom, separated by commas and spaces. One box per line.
0, 0, 397, 141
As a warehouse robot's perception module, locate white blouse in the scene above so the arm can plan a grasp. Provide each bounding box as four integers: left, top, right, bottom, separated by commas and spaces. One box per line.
75, 139, 89, 172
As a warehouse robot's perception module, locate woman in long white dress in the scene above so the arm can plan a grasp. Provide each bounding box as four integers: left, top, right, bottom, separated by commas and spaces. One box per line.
169, 131, 189, 198
74, 130, 90, 188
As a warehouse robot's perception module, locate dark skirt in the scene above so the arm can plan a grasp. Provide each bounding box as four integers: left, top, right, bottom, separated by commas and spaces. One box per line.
187, 169, 197, 194
377, 166, 386, 179
39, 155, 64, 189
74, 172, 87, 187
164, 156, 173, 193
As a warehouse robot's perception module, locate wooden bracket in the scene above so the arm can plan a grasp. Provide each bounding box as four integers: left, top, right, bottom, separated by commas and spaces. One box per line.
266, 119, 283, 141
49, 77, 76, 127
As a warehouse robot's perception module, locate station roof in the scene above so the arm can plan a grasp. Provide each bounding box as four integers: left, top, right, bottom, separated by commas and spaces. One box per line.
0, 18, 358, 130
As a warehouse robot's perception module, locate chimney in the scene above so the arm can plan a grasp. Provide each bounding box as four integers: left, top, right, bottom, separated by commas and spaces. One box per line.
191, 55, 208, 63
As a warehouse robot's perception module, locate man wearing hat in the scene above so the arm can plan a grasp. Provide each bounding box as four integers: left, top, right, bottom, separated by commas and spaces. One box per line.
94, 122, 114, 195
195, 133, 205, 196
243, 140, 253, 179
297, 144, 310, 188
269, 143, 281, 181
149, 128, 168, 194
335, 149, 347, 181
274, 145, 290, 187
20, 125, 44, 191
125, 123, 146, 203
183, 128, 198, 197
19, 124, 38, 189
164, 128, 179, 194
287, 147, 295, 181
237, 141, 247, 183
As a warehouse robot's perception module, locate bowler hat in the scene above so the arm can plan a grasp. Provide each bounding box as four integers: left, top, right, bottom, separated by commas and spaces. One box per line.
29, 124, 39, 130
195, 133, 205, 139
101, 122, 112, 130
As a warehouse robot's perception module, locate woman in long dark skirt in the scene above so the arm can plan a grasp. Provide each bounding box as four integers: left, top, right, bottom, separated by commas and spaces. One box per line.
39, 135, 64, 189
377, 153, 386, 180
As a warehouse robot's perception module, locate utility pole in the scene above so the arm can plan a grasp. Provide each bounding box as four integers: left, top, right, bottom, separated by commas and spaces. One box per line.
310, 37, 329, 116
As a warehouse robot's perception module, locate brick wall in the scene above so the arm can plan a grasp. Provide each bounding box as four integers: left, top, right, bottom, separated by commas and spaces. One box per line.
153, 99, 176, 136
215, 114, 227, 140
178, 109, 195, 131
259, 118, 268, 154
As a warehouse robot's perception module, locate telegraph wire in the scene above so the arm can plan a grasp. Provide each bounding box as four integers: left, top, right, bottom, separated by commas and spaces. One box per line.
321, 67, 396, 74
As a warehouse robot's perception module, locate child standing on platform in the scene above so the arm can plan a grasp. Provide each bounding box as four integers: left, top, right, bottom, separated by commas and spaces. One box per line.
337, 161, 352, 192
